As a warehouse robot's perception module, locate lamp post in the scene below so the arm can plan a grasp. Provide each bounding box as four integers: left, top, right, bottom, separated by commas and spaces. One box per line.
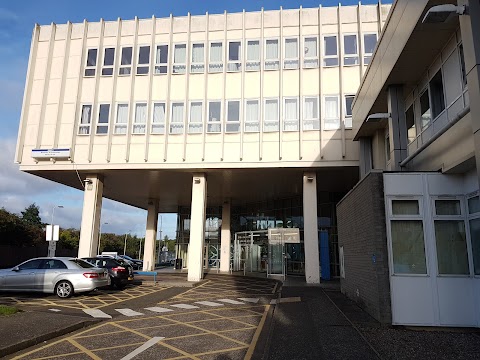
97, 222, 108, 255
48, 205, 63, 257
123, 229, 132, 256
157, 215, 163, 265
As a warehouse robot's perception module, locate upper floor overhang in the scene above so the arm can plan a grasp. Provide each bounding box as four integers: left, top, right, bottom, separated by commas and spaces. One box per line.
352, 0, 460, 140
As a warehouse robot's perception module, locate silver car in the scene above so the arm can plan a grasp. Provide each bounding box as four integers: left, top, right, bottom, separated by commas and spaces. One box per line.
0, 257, 109, 298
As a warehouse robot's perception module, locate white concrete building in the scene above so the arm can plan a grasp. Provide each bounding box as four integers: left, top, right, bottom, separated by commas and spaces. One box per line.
15, 4, 391, 284
338, 0, 480, 327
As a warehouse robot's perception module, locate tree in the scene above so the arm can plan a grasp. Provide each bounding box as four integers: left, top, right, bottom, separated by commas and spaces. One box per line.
21, 203, 42, 228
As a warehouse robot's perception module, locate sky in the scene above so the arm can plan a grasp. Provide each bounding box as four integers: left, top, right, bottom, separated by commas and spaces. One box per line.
0, 0, 387, 239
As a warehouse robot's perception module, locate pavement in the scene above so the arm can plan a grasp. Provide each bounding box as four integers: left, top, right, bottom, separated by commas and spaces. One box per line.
1, 274, 480, 359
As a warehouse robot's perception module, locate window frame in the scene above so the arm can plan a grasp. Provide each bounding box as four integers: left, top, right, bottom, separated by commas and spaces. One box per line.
344, 94, 355, 129
264, 97, 280, 132
188, 100, 204, 133
154, 44, 169, 75
78, 104, 93, 135
170, 101, 185, 134
323, 35, 339, 67
246, 39, 261, 72
429, 68, 446, 120
114, 103, 129, 135
151, 101, 166, 134
227, 40, 242, 73
96, 103, 110, 135
207, 100, 222, 133
264, 38, 280, 71
343, 33, 359, 66
363, 33, 378, 65
283, 97, 299, 131
84, 48, 98, 77
208, 41, 224, 73
303, 36, 319, 68
467, 193, 480, 276
244, 98, 260, 133
323, 95, 340, 130
284, 37, 299, 70
136, 45, 151, 75
226, 100, 241, 133
132, 102, 148, 134
101, 47, 115, 76
190, 43, 205, 74
173, 43, 187, 74
118, 46, 133, 76
303, 96, 320, 131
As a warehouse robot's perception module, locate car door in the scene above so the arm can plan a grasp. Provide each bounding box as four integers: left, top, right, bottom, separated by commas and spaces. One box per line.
36, 259, 68, 292
4, 259, 43, 291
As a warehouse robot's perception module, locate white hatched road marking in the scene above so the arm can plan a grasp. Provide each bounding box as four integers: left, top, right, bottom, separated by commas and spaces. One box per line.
120, 336, 165, 360
170, 304, 199, 309
115, 308, 144, 317
49, 309, 61, 312
194, 301, 224, 307
83, 309, 112, 318
238, 298, 260, 303
218, 299, 245, 305
145, 307, 174, 313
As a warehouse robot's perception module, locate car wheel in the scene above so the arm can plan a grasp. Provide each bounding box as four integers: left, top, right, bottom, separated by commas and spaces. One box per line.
55, 280, 74, 298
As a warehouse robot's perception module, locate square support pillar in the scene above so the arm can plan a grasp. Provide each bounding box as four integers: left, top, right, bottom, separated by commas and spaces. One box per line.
303, 172, 320, 284
78, 175, 103, 258
387, 84, 408, 171
188, 174, 207, 282
220, 201, 231, 273
359, 137, 373, 179
143, 200, 159, 271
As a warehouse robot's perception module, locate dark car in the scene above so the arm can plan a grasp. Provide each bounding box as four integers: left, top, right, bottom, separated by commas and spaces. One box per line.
82, 257, 134, 289
119, 255, 143, 270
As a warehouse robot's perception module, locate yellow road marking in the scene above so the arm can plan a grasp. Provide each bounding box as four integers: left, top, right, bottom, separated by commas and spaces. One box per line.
27, 351, 85, 360
67, 338, 101, 360
245, 304, 270, 360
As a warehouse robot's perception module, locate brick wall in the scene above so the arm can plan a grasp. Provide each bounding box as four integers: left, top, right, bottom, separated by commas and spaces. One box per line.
337, 171, 391, 324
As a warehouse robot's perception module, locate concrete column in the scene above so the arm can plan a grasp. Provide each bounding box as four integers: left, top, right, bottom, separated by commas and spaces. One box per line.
78, 175, 103, 258
220, 201, 231, 273
143, 200, 159, 271
188, 173, 207, 282
359, 137, 373, 179
387, 85, 408, 171
459, 0, 480, 188
303, 172, 320, 284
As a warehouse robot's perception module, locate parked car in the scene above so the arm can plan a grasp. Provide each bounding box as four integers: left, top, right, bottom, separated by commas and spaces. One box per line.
119, 255, 143, 270
0, 257, 109, 298
82, 257, 134, 289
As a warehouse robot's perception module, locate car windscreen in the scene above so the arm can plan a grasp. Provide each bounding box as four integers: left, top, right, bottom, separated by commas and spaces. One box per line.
69, 259, 95, 268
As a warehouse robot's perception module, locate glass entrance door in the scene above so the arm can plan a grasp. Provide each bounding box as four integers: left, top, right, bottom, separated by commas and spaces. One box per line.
268, 242, 285, 278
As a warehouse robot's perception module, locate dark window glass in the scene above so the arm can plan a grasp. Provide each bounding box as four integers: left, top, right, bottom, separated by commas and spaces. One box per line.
119, 67, 131, 75
430, 70, 445, 118
420, 90, 431, 128
71, 259, 95, 268
345, 95, 354, 116
157, 45, 168, 63
364, 34, 377, 54
41, 260, 68, 269
459, 44, 467, 87
98, 104, 110, 124
229, 42, 241, 61
103, 48, 115, 66
406, 105, 416, 142
324, 36, 337, 56
138, 46, 150, 64
18, 259, 43, 270
87, 49, 97, 67
85, 69, 96, 77
121, 47, 132, 65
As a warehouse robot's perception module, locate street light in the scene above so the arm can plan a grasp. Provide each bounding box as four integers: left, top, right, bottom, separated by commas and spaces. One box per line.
48, 205, 64, 257
123, 229, 132, 256
51, 205, 64, 226
97, 222, 109, 255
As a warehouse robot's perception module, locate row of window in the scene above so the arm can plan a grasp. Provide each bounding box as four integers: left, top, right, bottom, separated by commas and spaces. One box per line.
84, 33, 378, 77
78, 95, 355, 135
389, 196, 480, 276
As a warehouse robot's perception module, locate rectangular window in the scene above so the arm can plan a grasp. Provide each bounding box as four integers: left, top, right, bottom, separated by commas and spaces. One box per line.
420, 89, 431, 128
344, 35, 359, 66
151, 102, 165, 134
133, 103, 147, 134
226, 100, 240, 133
386, 132, 391, 162
189, 101, 203, 133
114, 104, 128, 134
324, 96, 340, 130
304, 37, 318, 68
406, 105, 416, 143
392, 200, 420, 215
469, 217, 480, 275
245, 99, 259, 132
344, 95, 354, 129
391, 220, 427, 274
119, 47, 132, 75
284, 38, 299, 69
430, 70, 446, 119
363, 33, 377, 65
264, 99, 279, 132
207, 101, 221, 133
173, 44, 187, 74
284, 98, 298, 131
85, 49, 97, 76
191, 43, 205, 73
96, 104, 110, 134
170, 102, 185, 134
79, 105, 92, 134
246, 40, 260, 71
137, 46, 150, 75
323, 36, 338, 67
304, 97, 319, 130
459, 44, 467, 88
434, 199, 469, 275
209, 42, 223, 73
155, 45, 168, 74
227, 41, 241, 72
468, 196, 480, 214
102, 48, 115, 76
265, 39, 279, 70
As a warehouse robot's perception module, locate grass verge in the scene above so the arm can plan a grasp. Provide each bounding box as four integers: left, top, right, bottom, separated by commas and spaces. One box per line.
0, 305, 18, 316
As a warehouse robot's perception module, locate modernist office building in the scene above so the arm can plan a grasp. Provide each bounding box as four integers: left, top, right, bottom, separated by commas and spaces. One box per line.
14, 3, 391, 284
338, 0, 480, 327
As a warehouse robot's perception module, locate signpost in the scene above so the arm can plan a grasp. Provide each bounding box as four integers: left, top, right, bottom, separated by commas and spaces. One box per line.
46, 224, 60, 257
